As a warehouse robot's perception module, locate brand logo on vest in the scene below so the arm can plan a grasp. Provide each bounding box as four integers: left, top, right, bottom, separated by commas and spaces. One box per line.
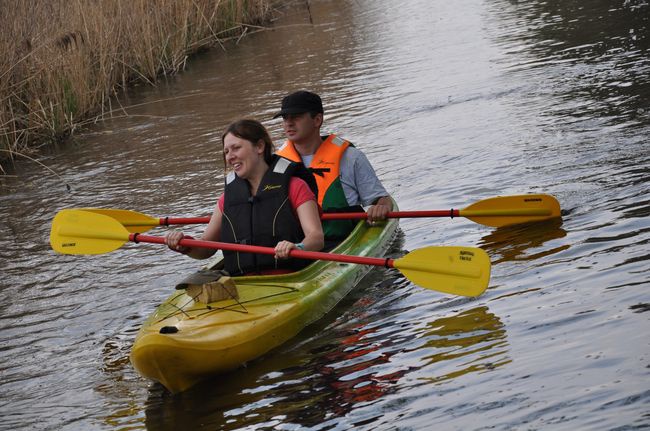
263, 184, 282, 191
317, 159, 336, 165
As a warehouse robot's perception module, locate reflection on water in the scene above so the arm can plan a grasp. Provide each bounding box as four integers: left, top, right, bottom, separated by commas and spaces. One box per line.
479, 218, 568, 264
417, 307, 509, 384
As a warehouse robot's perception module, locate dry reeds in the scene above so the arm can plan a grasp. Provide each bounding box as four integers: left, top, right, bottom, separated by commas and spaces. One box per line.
0, 0, 273, 168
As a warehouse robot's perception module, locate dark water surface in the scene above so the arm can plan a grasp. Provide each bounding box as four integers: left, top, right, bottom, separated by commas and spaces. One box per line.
1, 0, 649, 429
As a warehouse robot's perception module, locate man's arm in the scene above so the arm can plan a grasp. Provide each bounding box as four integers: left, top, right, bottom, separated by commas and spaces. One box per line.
347, 147, 392, 222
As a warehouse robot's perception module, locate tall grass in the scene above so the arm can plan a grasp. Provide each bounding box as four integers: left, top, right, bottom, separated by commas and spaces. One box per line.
0, 0, 273, 168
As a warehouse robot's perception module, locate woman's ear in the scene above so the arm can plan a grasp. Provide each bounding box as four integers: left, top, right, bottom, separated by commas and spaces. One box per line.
256, 139, 265, 154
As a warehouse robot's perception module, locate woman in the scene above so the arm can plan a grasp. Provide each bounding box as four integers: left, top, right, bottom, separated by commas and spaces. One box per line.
166, 119, 324, 275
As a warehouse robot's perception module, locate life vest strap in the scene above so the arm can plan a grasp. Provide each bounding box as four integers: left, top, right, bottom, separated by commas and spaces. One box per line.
309, 167, 331, 177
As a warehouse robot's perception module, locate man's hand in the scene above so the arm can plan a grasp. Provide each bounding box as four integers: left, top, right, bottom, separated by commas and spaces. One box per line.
367, 196, 392, 223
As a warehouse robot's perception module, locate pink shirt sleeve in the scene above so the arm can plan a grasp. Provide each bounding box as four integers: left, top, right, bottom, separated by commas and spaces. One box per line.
217, 179, 316, 213
218, 194, 224, 212
289, 177, 316, 210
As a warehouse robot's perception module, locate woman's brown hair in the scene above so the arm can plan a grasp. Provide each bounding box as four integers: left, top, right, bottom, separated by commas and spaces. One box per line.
221, 119, 275, 166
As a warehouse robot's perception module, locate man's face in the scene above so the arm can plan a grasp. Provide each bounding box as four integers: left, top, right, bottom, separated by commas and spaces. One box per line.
282, 112, 322, 143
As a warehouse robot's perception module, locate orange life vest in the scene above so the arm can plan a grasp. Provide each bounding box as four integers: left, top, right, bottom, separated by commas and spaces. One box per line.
277, 134, 358, 241
277, 134, 349, 207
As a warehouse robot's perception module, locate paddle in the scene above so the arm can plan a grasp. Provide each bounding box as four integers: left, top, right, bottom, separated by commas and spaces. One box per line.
81, 194, 561, 233
50, 209, 491, 297
326, 194, 562, 227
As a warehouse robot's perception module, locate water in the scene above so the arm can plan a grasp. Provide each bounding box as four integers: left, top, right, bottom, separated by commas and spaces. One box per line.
1, 0, 649, 429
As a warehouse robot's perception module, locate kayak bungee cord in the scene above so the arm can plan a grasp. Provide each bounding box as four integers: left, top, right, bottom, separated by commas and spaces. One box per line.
155, 284, 301, 324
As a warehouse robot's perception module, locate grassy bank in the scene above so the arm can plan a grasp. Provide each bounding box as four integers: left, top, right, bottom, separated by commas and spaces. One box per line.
0, 0, 273, 170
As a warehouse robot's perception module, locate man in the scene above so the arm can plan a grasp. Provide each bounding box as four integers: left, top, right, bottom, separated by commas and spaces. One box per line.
274, 90, 393, 243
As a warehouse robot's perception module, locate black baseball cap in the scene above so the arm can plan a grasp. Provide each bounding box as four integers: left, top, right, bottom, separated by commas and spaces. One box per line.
273, 91, 324, 118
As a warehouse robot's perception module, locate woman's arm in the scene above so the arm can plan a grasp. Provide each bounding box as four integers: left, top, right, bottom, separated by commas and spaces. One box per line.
295, 199, 325, 251
274, 199, 324, 259
165, 202, 223, 259
191, 205, 222, 259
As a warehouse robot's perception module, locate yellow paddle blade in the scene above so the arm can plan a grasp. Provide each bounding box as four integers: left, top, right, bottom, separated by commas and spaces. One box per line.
393, 246, 491, 297
50, 209, 130, 255
460, 194, 561, 227
79, 208, 159, 233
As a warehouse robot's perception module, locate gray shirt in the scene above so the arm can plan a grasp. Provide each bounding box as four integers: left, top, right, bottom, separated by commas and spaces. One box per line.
300, 146, 389, 207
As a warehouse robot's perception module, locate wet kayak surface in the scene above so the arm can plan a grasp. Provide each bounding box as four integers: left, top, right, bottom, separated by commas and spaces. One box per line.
1, 0, 648, 429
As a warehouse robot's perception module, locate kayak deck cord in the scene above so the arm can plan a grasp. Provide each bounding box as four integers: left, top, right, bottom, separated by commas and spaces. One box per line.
155, 284, 299, 324
168, 298, 192, 319
195, 288, 299, 319
157, 287, 247, 323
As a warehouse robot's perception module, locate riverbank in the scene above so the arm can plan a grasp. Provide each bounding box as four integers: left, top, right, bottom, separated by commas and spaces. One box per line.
0, 0, 274, 172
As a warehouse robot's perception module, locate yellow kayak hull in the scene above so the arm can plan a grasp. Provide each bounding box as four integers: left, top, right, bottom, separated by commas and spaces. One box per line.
130, 217, 398, 393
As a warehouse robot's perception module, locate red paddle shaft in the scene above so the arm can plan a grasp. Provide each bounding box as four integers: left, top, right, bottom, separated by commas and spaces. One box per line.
129, 233, 395, 268
156, 210, 459, 225
321, 210, 458, 220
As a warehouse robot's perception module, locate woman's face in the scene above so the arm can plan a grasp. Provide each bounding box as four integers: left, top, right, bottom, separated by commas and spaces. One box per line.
223, 133, 264, 179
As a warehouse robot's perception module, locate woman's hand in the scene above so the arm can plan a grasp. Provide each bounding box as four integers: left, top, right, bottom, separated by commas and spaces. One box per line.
274, 240, 297, 259
165, 230, 192, 255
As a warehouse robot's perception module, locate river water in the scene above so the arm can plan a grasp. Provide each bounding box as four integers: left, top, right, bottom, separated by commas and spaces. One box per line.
1, 0, 649, 430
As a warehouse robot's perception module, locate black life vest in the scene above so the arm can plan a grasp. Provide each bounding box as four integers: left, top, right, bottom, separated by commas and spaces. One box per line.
221, 155, 318, 275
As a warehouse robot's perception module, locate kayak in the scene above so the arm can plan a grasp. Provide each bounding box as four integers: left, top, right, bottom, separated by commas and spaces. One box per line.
129, 215, 399, 393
